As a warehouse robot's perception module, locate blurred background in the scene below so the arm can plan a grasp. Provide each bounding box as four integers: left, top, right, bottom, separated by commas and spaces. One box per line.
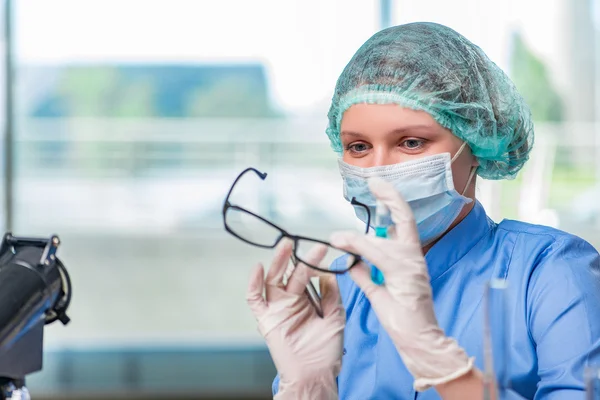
0, 0, 598, 398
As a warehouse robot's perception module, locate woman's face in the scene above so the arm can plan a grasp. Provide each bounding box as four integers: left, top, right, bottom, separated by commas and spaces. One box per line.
340, 104, 478, 197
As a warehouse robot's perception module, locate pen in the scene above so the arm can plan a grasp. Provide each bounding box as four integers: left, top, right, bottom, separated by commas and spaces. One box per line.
289, 253, 325, 318
305, 280, 324, 318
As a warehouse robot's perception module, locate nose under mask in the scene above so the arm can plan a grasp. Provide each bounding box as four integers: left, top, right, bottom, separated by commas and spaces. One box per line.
338, 142, 476, 246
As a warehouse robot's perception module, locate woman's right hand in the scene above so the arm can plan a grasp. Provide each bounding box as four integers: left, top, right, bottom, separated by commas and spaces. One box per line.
246, 239, 345, 399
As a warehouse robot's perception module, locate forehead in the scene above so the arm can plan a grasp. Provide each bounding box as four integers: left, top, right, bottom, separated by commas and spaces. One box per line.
340, 103, 439, 131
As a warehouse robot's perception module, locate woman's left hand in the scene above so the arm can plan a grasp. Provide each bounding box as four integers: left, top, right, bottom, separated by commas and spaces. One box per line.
330, 178, 474, 392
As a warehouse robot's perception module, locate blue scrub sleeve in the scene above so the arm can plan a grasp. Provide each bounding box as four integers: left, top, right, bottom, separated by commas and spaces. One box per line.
527, 236, 600, 399
272, 374, 280, 396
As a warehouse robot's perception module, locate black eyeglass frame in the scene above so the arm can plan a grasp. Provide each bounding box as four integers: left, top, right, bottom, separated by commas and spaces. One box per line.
222, 167, 371, 274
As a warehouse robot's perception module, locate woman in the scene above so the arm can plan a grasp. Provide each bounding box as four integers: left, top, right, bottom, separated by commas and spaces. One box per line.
245, 22, 600, 399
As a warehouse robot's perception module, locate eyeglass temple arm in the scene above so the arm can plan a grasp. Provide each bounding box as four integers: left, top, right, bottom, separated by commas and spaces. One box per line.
224, 167, 268, 206
351, 197, 371, 234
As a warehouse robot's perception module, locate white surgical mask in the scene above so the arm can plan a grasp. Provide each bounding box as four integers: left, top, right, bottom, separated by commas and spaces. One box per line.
338, 142, 476, 246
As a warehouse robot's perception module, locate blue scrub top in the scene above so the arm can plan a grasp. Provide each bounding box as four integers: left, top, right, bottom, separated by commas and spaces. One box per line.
272, 201, 600, 399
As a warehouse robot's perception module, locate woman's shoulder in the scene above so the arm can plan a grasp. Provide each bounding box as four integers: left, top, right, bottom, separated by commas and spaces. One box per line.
497, 218, 585, 241
495, 219, 600, 301
495, 218, 598, 258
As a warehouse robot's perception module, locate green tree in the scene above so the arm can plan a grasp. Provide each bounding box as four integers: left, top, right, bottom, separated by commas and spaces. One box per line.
113, 78, 155, 117
56, 67, 121, 116
185, 76, 277, 118
510, 31, 564, 122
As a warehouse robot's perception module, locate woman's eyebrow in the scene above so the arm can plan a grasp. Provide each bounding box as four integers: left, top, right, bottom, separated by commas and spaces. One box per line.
340, 131, 366, 139
341, 124, 436, 139
387, 125, 435, 135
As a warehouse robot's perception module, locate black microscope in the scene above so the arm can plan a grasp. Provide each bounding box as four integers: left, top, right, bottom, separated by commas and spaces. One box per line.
0, 233, 72, 400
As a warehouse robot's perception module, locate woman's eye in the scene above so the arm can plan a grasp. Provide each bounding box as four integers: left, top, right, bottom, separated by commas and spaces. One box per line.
346, 142, 370, 153
401, 139, 425, 150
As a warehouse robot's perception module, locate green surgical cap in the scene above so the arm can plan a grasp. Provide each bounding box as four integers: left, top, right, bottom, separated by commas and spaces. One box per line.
326, 22, 534, 180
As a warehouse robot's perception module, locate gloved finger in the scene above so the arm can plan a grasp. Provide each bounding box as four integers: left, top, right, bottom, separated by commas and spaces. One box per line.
246, 263, 268, 317
368, 177, 419, 243
348, 261, 386, 301
287, 243, 328, 294
330, 231, 388, 268
265, 239, 294, 286
319, 274, 344, 318
282, 259, 296, 285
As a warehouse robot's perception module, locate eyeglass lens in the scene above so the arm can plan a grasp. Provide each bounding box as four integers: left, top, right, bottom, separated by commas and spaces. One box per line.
225, 207, 357, 273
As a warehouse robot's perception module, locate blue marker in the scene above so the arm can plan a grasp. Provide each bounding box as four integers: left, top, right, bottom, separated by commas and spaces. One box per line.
372, 199, 391, 285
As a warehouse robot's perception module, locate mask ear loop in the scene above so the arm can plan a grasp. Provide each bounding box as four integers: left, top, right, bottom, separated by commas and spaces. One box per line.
461, 167, 477, 196
451, 142, 477, 196
451, 141, 469, 163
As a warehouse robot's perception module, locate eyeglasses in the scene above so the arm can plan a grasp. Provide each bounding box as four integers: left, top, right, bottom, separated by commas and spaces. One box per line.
222, 167, 371, 274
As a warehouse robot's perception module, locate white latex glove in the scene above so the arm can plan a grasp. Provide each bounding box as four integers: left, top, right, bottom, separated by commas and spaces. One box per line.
330, 178, 474, 392
246, 239, 345, 400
